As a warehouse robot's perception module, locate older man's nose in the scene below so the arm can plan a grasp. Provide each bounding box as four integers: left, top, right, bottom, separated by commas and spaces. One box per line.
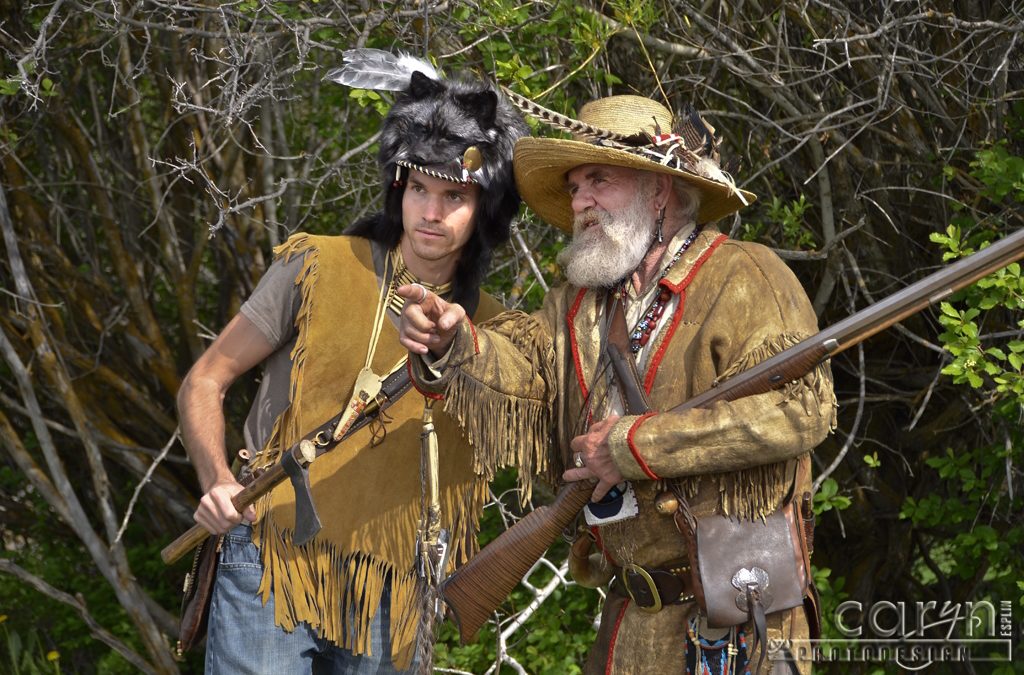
571, 187, 595, 214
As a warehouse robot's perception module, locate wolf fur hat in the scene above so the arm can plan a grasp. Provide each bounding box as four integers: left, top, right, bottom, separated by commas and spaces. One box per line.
327, 50, 528, 305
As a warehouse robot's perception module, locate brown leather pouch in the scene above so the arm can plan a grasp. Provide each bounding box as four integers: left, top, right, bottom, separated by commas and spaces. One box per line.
675, 498, 810, 629
176, 533, 222, 656
671, 456, 815, 672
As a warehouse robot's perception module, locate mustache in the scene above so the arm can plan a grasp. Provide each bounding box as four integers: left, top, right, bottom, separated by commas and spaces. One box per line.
573, 208, 608, 233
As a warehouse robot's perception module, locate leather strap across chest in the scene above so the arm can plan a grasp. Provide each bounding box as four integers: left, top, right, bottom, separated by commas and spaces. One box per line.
607, 296, 651, 416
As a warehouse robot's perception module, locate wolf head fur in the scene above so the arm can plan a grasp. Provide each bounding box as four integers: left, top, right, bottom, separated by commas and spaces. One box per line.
347, 71, 528, 304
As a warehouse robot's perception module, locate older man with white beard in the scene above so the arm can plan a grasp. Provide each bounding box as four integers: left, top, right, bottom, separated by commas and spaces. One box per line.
399, 95, 835, 675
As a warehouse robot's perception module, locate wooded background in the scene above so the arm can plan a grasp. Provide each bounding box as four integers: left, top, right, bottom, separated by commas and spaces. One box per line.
1, 1, 1021, 673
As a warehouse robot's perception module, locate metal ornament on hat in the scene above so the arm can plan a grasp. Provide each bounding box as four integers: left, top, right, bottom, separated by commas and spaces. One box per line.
501, 87, 749, 207
395, 144, 486, 185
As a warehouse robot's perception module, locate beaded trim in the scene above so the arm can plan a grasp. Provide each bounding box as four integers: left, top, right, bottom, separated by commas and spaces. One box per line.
396, 159, 477, 185
623, 226, 701, 353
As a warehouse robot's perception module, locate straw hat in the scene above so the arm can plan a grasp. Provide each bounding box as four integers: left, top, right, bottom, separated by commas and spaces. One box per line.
511, 94, 757, 233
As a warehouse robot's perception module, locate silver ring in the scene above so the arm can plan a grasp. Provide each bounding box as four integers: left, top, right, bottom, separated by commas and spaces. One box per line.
573, 453, 585, 469
412, 283, 428, 304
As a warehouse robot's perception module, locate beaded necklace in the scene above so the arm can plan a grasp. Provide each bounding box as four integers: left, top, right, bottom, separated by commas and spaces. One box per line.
386, 247, 453, 315
622, 225, 701, 353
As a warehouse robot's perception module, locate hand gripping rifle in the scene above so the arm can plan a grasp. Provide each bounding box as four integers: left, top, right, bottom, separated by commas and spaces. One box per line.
161, 366, 412, 565
441, 227, 1024, 643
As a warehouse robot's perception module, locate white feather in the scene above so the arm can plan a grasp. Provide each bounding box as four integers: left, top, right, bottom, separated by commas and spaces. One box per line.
324, 48, 439, 92
697, 157, 750, 205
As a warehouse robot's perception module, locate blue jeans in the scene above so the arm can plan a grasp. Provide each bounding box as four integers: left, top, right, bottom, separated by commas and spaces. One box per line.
205, 523, 414, 674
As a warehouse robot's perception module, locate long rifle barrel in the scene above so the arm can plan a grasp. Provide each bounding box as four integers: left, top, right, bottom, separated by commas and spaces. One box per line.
441, 226, 1024, 644
682, 227, 1024, 411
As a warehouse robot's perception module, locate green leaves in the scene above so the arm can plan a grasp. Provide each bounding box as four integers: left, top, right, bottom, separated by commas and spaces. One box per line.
348, 89, 389, 118
741, 195, 816, 250
932, 173, 1024, 393
0, 78, 21, 96
813, 477, 851, 514
971, 143, 1024, 204
1, 616, 62, 675
811, 566, 850, 641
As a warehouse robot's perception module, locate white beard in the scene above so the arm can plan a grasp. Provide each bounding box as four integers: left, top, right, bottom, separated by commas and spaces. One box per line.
558, 193, 657, 288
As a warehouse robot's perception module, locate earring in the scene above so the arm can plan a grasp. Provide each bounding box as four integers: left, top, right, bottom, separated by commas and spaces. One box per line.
655, 206, 666, 243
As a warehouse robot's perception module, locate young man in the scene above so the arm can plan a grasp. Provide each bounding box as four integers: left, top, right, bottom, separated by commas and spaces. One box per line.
178, 62, 527, 672
400, 94, 836, 674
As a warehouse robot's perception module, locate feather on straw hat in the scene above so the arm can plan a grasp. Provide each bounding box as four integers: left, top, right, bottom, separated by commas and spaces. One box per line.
509, 94, 756, 233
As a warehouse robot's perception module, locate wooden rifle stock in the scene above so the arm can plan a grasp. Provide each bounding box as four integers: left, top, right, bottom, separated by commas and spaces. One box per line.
441, 227, 1024, 643
441, 479, 595, 641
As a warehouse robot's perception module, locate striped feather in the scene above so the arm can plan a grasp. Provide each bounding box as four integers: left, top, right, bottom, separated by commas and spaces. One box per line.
674, 105, 717, 157
499, 86, 630, 144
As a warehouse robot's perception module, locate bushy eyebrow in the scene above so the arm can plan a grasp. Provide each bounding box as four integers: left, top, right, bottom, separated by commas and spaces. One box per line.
564, 167, 609, 192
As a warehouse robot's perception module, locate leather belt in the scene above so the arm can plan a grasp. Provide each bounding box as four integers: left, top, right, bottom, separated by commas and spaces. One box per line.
611, 558, 695, 613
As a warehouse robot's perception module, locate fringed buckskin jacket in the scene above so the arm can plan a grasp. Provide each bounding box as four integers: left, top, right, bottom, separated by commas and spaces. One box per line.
247, 234, 535, 670
411, 226, 836, 674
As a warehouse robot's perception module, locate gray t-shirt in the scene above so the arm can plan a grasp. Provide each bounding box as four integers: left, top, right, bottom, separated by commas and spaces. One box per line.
239, 254, 304, 454
238, 239, 389, 453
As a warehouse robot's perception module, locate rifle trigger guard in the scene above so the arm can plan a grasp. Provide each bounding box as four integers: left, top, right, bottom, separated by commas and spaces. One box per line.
282, 450, 322, 546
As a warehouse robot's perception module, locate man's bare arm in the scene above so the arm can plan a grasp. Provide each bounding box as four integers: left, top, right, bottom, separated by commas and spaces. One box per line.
177, 313, 276, 534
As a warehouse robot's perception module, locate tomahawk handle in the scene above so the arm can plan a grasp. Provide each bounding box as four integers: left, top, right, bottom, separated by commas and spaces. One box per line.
162, 370, 409, 566
441, 479, 595, 643
160, 463, 285, 564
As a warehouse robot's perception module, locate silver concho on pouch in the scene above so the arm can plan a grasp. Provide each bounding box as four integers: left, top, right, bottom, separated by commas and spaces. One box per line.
732, 566, 773, 611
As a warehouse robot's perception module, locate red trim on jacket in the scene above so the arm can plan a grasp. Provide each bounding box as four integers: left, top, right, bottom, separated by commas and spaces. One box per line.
644, 234, 728, 392
407, 359, 444, 400
567, 288, 589, 404
466, 318, 480, 354
605, 598, 630, 675
643, 289, 686, 394
589, 525, 620, 567
627, 412, 660, 479
660, 233, 727, 294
